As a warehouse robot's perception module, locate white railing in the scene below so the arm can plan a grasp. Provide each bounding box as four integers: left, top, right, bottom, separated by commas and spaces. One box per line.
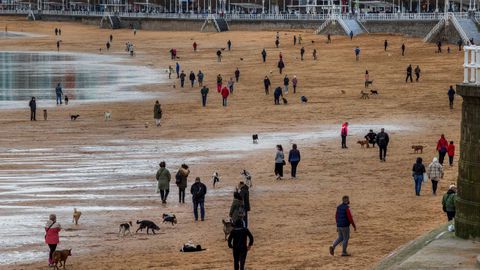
423, 17, 444, 42
333, 14, 351, 35
358, 12, 443, 21
448, 12, 471, 45
314, 18, 331, 34
463, 45, 480, 84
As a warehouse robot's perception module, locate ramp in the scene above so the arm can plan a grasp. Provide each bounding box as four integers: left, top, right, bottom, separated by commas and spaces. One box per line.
457, 18, 480, 44
344, 18, 365, 36
201, 15, 229, 32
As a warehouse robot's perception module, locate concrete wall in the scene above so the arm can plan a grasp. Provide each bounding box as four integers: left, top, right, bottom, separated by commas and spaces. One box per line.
319, 21, 347, 36
362, 20, 439, 38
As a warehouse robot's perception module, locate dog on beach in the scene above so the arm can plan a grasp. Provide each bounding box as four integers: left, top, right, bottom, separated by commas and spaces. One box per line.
341, 90, 346, 94
301, 96, 308, 103
162, 214, 177, 226
360, 91, 370, 99
412, 145, 424, 154
252, 134, 258, 144
357, 140, 370, 148
365, 80, 374, 88
370, 90, 379, 95
70, 114, 80, 121
222, 219, 234, 241
104, 112, 112, 121
241, 169, 252, 188
52, 249, 72, 270
282, 97, 288, 104
72, 208, 81, 225
64, 95, 69, 105
43, 110, 48, 121
136, 220, 160, 234
212, 171, 220, 187
118, 221, 133, 236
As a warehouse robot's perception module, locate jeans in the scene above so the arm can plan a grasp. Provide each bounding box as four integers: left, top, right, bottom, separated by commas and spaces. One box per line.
414, 174, 423, 196
56, 94, 62, 104
233, 249, 248, 270
48, 244, 57, 264
193, 200, 205, 221
379, 146, 387, 160
332, 226, 350, 255
30, 110, 36, 121
180, 79, 185, 88
202, 95, 207, 107
341, 135, 347, 148
431, 180, 438, 195
439, 150, 447, 165
160, 189, 169, 202
447, 211, 455, 221
284, 85, 288, 93
223, 98, 227, 107
178, 188, 185, 203
290, 161, 299, 178
190, 80, 194, 87
275, 162, 283, 177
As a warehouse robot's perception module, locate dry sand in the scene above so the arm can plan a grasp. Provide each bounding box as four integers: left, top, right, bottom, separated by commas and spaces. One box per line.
0, 16, 464, 269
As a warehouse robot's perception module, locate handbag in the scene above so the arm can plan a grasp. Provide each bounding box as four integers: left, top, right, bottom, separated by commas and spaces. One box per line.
423, 173, 428, 183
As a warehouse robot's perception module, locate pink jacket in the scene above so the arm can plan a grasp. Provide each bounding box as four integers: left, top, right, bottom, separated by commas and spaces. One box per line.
45, 220, 61, 244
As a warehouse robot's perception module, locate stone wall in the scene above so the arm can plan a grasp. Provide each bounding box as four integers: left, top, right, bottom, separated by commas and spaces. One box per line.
362, 20, 439, 38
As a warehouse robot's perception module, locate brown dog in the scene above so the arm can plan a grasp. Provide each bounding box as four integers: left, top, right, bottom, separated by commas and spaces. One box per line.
72, 208, 81, 225
360, 91, 369, 99
412, 145, 424, 153
52, 249, 72, 270
357, 140, 370, 148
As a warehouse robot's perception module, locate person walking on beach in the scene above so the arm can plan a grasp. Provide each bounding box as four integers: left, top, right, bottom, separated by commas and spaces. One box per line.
458, 39, 463, 51
401, 43, 406, 56
437, 40, 442, 53
109, 34, 113, 42
364, 70, 370, 88
293, 35, 297, 46
377, 128, 389, 162
288, 144, 301, 179
176, 164, 190, 204
447, 141, 455, 166
442, 184, 457, 221
58, 29, 61, 35
234, 68, 240, 82
197, 70, 204, 86
106, 41, 111, 51
176, 62, 180, 78
406, 64, 413, 83
341, 122, 348, 149
427, 157, 444, 195
29, 97, 36, 121
327, 34, 331, 44
384, 39, 388, 51
292, 76, 298, 93
221, 86, 230, 107
156, 161, 171, 204
298, 34, 302, 44
153, 101, 162, 127
227, 78, 234, 94
415, 65, 421, 82
55, 28, 58, 36
275, 38, 279, 48
216, 49, 222, 62
412, 157, 426, 196
274, 87, 282, 105
200, 86, 209, 107
349, 31, 353, 40
300, 47, 305, 61
261, 49, 267, 63
56, 40, 61, 52
437, 134, 449, 165
168, 65, 173, 79
448, 85, 456, 109
193, 41, 197, 52
313, 49, 317, 60
179, 71, 186, 88
275, 145, 285, 180
278, 59, 285, 74
229, 192, 244, 224
329, 195, 356, 257
228, 219, 254, 270
263, 76, 271, 95
55, 83, 63, 105
283, 75, 289, 94
238, 181, 250, 227
217, 74, 223, 92
189, 71, 196, 88
191, 177, 207, 221
227, 40, 232, 51
45, 214, 61, 267
354, 47, 360, 61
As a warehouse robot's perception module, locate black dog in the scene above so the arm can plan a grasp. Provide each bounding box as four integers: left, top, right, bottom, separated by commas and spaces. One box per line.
301, 96, 308, 103
252, 134, 258, 144
162, 214, 177, 226
136, 220, 160, 234
370, 90, 379, 95
282, 97, 288, 105
70, 114, 80, 121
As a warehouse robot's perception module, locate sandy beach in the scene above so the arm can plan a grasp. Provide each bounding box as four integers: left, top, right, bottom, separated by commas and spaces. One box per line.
0, 16, 464, 269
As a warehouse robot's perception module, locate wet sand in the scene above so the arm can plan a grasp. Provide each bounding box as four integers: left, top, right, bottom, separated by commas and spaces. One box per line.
0, 17, 463, 269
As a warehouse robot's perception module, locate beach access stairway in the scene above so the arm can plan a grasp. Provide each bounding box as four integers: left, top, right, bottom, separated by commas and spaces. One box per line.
314, 15, 366, 36
343, 18, 365, 36
214, 17, 229, 31
457, 18, 480, 44
201, 15, 229, 32
100, 13, 121, 29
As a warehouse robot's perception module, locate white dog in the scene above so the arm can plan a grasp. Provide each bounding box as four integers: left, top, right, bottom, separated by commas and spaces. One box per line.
104, 112, 112, 121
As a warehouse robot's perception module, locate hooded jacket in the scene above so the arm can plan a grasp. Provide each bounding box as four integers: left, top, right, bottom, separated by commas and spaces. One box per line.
427, 158, 444, 181
45, 220, 61, 244
221, 87, 230, 98
437, 136, 449, 152
177, 167, 190, 189
156, 167, 171, 190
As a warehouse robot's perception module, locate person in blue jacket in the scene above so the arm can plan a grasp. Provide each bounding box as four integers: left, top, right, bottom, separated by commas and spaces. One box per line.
288, 144, 301, 179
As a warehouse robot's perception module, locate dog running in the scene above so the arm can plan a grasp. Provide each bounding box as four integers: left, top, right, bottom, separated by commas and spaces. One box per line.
104, 112, 112, 121
72, 208, 81, 225
370, 89, 379, 95
360, 91, 370, 99
222, 219, 234, 241
118, 221, 133, 236
365, 79, 374, 88
412, 145, 425, 154
52, 249, 72, 270
241, 169, 253, 188
252, 134, 258, 144
162, 214, 177, 226
70, 114, 80, 121
212, 171, 220, 188
136, 220, 160, 234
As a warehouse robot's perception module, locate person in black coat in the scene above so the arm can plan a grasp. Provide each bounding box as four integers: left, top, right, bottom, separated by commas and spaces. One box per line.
364, 130, 377, 148
263, 76, 271, 95
234, 68, 240, 82
189, 71, 196, 87
29, 97, 36, 121
278, 59, 285, 74
274, 87, 283, 105
261, 49, 267, 63
238, 182, 250, 228
377, 128, 390, 162
190, 177, 207, 221
228, 220, 254, 270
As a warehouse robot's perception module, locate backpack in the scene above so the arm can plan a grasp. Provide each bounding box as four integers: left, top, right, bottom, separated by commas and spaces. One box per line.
175, 171, 182, 185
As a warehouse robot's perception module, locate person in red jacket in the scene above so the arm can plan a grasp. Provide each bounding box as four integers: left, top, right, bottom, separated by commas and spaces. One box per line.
45, 214, 61, 267
436, 134, 449, 165
341, 122, 348, 149
221, 86, 230, 107
447, 141, 455, 166
193, 42, 197, 52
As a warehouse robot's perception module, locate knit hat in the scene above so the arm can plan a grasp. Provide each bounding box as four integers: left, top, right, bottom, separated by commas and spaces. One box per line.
433, 157, 438, 163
